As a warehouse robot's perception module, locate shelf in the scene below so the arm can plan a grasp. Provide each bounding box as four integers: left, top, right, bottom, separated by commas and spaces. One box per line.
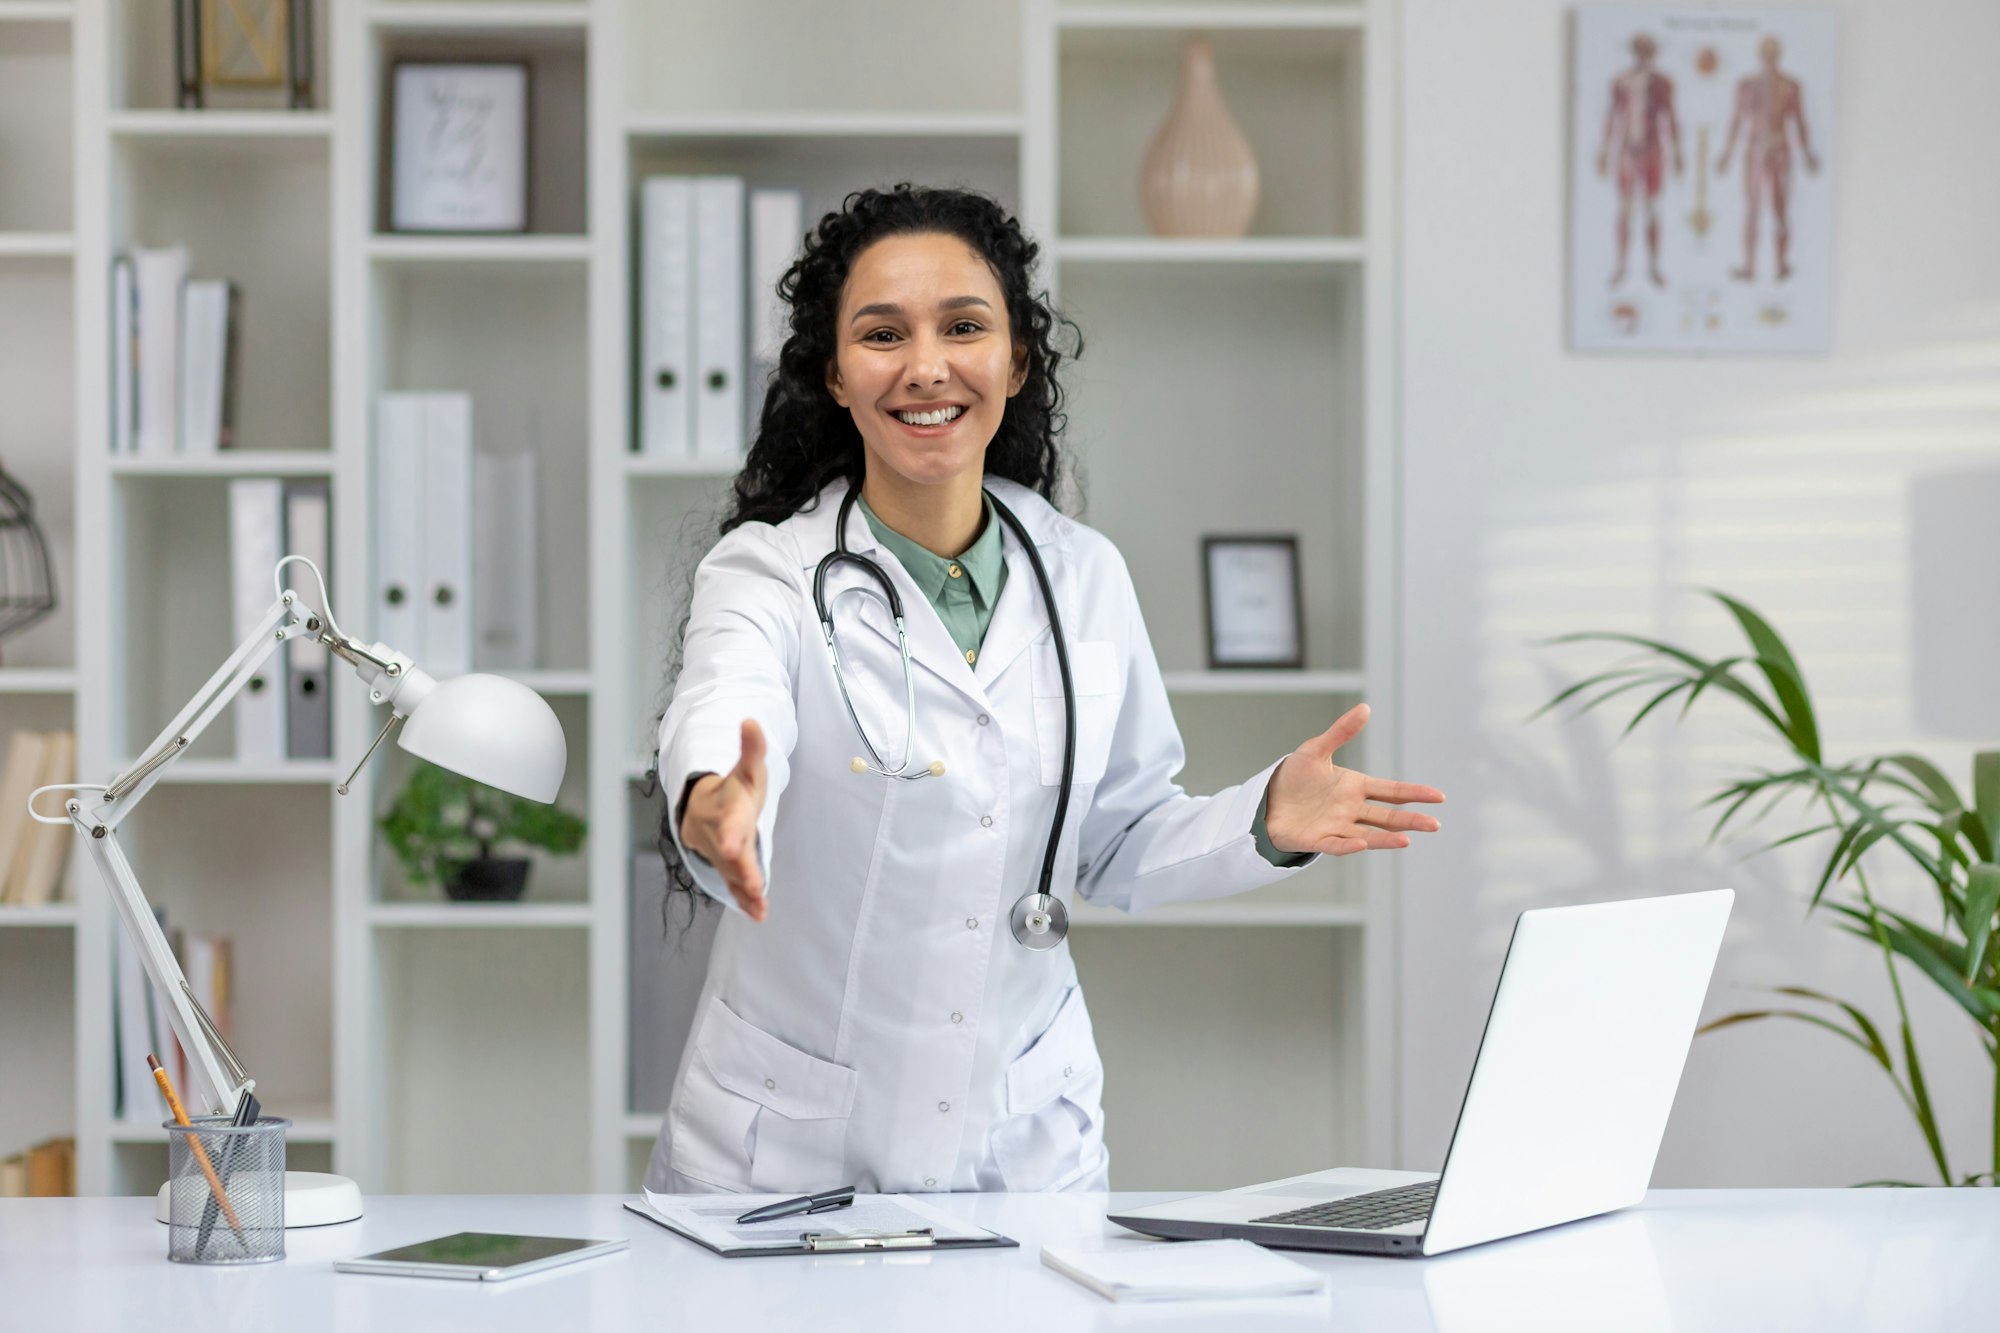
106, 110, 333, 141
0, 231, 72, 260
0, 1, 71, 20
624, 454, 742, 479
117, 759, 342, 785
367, 902, 594, 929
0, 904, 77, 927
624, 110, 1023, 141
1162, 670, 1364, 695
1071, 901, 1367, 928
109, 451, 334, 477
1057, 4, 1366, 31
367, 234, 592, 268
370, 2, 590, 31
112, 1101, 334, 1144
1056, 237, 1365, 267
0, 668, 76, 694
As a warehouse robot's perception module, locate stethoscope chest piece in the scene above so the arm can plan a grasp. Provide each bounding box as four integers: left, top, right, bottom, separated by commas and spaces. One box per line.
1010, 892, 1069, 951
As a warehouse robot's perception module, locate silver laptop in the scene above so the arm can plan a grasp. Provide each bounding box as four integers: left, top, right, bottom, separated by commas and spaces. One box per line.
1109, 889, 1732, 1258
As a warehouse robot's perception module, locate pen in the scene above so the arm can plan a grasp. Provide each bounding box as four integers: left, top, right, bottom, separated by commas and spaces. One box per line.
737, 1185, 857, 1225
149, 1054, 248, 1249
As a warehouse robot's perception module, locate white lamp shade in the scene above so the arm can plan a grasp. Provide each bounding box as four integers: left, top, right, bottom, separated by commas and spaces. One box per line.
398, 673, 567, 802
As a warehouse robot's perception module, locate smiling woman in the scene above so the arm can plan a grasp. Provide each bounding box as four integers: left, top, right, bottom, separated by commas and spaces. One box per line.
641, 184, 1443, 1200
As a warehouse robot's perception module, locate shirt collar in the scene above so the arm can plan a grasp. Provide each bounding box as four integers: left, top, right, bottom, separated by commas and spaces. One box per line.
858, 491, 1006, 610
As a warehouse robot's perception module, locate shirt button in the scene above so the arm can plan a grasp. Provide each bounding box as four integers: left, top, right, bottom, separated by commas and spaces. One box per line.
976, 713, 989, 726
1062, 1066, 1073, 1078
925, 1177, 937, 1187
938, 1101, 951, 1113
765, 1078, 776, 1090
947, 563, 962, 579
979, 814, 993, 828
966, 917, 978, 930
964, 648, 977, 665
950, 1011, 963, 1024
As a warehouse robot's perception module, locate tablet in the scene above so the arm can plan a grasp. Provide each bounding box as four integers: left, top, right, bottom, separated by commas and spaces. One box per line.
334, 1231, 629, 1282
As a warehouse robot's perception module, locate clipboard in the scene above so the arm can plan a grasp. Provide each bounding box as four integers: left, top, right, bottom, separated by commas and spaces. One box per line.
622, 1198, 1018, 1259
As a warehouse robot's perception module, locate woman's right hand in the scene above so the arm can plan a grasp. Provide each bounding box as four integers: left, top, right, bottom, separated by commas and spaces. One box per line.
679, 718, 770, 921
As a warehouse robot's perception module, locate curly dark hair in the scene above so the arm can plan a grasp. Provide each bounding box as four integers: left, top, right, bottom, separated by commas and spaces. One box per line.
649, 183, 1084, 927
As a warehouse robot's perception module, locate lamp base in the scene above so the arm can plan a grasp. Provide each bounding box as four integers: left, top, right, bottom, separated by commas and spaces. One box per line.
155, 1170, 364, 1228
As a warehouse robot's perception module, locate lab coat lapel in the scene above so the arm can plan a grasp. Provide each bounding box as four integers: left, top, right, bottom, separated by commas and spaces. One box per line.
972, 479, 1066, 688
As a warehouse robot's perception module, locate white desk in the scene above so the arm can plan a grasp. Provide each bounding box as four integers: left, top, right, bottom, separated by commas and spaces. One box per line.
0, 1189, 1992, 1331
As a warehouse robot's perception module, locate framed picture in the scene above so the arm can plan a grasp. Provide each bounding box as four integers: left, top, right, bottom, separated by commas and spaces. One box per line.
1201, 536, 1304, 669
390, 61, 530, 234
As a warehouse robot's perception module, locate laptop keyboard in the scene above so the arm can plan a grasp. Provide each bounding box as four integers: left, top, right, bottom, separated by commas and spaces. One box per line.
1251, 1180, 1438, 1231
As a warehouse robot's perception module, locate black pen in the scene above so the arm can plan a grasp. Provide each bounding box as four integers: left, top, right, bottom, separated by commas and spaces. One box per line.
737, 1185, 857, 1225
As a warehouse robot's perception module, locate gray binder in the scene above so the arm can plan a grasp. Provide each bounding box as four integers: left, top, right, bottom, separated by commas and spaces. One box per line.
629, 850, 719, 1113
282, 480, 332, 759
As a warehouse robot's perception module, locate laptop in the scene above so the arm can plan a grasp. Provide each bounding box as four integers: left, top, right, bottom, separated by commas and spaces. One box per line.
1109, 889, 1733, 1258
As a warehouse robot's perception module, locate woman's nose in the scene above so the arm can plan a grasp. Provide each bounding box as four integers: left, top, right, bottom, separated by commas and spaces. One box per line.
903, 335, 949, 387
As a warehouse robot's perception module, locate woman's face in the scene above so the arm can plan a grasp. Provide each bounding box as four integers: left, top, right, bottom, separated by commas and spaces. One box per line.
825, 232, 1028, 492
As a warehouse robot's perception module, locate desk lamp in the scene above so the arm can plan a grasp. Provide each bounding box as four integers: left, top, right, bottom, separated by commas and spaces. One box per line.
28, 556, 566, 1225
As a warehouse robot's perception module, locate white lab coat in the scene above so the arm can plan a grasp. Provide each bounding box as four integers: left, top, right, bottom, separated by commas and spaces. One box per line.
646, 476, 1315, 1195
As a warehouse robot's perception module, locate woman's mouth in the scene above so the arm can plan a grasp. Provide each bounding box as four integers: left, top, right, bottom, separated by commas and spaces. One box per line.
890, 404, 966, 433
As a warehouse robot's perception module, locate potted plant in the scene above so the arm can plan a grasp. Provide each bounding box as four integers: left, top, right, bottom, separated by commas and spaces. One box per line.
1537, 590, 1999, 1187
379, 760, 586, 902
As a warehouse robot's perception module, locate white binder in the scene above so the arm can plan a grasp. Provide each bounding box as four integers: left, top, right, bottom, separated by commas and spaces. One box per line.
133, 246, 189, 456
228, 478, 287, 761
374, 394, 427, 661
421, 394, 474, 678
473, 449, 538, 670
692, 175, 746, 462
110, 257, 136, 455
747, 187, 803, 442
283, 481, 332, 759
640, 176, 694, 458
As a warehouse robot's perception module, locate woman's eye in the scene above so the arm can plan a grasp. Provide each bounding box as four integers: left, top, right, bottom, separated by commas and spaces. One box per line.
864, 329, 900, 344
949, 320, 983, 336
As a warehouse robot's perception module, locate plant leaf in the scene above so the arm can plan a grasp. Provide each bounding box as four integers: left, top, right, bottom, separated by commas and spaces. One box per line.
1704, 590, 1821, 763
1769, 986, 1895, 1071
1526, 666, 1666, 722
1880, 753, 1967, 820
1620, 679, 1696, 739
1538, 631, 1790, 737
1900, 1020, 1953, 1185
1976, 752, 2000, 860
1960, 863, 2000, 984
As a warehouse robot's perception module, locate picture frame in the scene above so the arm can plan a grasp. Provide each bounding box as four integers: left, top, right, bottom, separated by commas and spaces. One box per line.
389, 61, 531, 234
1201, 536, 1304, 670
175, 0, 315, 109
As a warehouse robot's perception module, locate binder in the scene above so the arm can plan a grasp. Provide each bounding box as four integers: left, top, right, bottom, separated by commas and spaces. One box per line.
747, 188, 803, 442
283, 480, 332, 759
692, 175, 746, 462
110, 256, 136, 455
133, 247, 189, 456
628, 850, 719, 1112
623, 1196, 1017, 1259
421, 394, 474, 677
639, 176, 694, 457
228, 478, 287, 761
179, 279, 238, 454
473, 449, 538, 670
374, 394, 427, 660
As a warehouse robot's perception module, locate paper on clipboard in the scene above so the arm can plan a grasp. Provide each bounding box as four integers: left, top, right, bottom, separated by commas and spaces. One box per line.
635, 1189, 991, 1250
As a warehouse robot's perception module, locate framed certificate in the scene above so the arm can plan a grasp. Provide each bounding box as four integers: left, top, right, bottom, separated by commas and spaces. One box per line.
1202, 536, 1304, 669
389, 61, 531, 233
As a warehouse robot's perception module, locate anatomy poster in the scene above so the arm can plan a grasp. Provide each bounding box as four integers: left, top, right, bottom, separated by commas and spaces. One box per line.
1569, 6, 1837, 353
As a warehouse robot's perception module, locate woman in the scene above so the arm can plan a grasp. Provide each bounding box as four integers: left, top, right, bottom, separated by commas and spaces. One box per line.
648, 184, 1442, 1196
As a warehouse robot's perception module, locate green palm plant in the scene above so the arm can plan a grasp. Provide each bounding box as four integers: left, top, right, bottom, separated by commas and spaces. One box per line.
1535, 590, 1999, 1187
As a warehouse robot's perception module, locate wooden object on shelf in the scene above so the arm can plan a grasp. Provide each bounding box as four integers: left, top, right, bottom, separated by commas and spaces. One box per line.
1140, 35, 1259, 238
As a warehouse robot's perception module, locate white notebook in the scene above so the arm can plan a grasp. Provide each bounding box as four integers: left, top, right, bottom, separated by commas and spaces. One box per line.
1040, 1240, 1328, 1303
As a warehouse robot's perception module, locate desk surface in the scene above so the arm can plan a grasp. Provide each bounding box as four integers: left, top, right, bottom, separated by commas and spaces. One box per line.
1, 1188, 1993, 1332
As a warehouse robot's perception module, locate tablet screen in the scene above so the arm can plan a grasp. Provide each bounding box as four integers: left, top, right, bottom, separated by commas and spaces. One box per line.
357, 1232, 598, 1271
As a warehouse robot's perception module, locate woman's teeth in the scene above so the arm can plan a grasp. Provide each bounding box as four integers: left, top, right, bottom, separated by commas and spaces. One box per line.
895, 405, 964, 426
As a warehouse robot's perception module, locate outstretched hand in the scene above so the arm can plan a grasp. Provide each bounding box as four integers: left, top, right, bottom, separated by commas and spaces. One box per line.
1264, 703, 1444, 857
679, 719, 770, 921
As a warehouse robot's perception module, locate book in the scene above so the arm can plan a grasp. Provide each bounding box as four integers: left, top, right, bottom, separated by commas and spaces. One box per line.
132, 246, 189, 456
179, 278, 240, 454
25, 1136, 75, 1197
0, 1152, 24, 1198
0, 731, 50, 904
110, 256, 136, 454
8, 729, 75, 907
1039, 1240, 1329, 1303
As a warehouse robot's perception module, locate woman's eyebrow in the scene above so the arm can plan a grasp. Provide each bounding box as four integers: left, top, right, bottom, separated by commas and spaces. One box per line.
849, 295, 993, 324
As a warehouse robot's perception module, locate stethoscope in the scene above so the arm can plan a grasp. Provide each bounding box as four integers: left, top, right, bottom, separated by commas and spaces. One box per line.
813, 482, 1076, 952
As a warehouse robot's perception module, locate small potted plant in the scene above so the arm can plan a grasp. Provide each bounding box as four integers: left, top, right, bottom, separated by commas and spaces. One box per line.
379, 760, 586, 902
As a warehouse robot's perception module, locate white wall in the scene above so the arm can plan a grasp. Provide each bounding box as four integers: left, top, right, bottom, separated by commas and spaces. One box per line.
1398, 0, 2000, 1187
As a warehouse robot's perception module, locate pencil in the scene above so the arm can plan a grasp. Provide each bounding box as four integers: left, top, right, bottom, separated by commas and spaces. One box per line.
148, 1054, 248, 1246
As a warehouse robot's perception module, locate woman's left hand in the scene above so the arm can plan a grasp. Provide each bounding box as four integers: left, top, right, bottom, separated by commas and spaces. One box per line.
1264, 703, 1444, 857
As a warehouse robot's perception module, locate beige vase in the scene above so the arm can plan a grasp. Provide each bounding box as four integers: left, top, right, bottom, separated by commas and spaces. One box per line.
1139, 35, 1260, 238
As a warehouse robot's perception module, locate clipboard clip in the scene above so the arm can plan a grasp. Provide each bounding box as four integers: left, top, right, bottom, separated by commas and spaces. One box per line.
801, 1228, 937, 1252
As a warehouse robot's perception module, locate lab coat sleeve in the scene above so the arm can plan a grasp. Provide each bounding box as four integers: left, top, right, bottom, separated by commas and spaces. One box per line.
1073, 553, 1319, 914
657, 522, 803, 909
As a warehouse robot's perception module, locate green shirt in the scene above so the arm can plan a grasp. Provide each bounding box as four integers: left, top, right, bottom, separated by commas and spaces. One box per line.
859, 494, 1308, 869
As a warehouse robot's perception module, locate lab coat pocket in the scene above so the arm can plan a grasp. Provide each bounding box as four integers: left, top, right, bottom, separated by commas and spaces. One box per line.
991, 986, 1109, 1192
1031, 640, 1123, 786
668, 996, 858, 1194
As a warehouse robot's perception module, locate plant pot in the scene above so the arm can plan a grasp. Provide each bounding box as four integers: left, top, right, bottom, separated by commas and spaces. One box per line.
444, 857, 531, 902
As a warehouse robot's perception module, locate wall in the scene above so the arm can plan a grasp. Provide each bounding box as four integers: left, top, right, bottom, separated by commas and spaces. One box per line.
1399, 0, 2000, 1186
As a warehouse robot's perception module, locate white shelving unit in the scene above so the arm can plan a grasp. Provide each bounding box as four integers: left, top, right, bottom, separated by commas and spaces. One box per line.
15, 0, 1396, 1198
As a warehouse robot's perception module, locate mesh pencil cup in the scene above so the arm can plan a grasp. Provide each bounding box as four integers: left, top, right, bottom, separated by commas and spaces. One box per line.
164, 1115, 289, 1264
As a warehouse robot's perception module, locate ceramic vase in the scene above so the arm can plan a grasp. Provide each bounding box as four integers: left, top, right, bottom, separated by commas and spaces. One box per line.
1139, 35, 1260, 238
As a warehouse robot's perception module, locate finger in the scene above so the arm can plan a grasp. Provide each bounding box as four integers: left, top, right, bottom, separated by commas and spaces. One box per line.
1354, 805, 1441, 834
1364, 777, 1445, 805
728, 874, 767, 922
734, 719, 768, 793
1298, 702, 1370, 761
1312, 835, 1371, 857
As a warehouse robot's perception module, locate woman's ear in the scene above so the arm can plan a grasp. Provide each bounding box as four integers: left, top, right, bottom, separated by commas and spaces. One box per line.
1008, 341, 1029, 397
824, 359, 847, 407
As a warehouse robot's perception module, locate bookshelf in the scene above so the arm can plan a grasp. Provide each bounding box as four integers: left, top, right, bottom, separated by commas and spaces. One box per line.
25, 0, 1398, 1197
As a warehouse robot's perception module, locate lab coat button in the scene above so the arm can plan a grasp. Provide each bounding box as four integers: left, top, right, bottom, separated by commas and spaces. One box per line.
925, 1178, 937, 1187
938, 1101, 950, 1113
950, 1011, 963, 1024
976, 713, 989, 726
1063, 1066, 1073, 1078
765, 1078, 776, 1090
979, 814, 993, 828
966, 918, 978, 930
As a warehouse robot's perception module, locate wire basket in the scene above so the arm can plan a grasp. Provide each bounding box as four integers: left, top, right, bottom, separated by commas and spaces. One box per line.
164, 1116, 289, 1264
0, 464, 57, 661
